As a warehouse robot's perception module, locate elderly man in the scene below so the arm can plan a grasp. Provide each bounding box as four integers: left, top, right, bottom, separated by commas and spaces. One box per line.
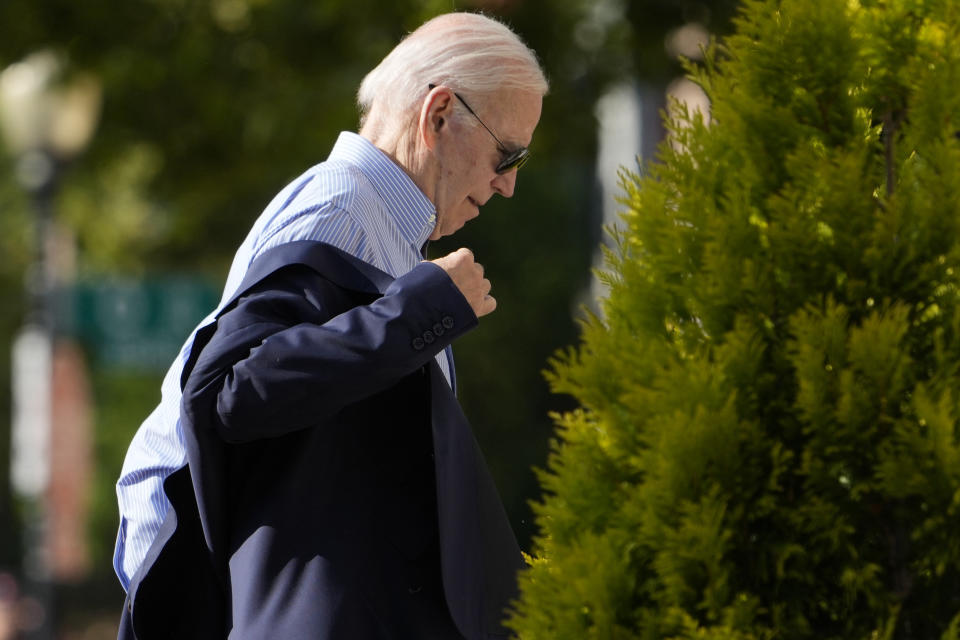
115, 11, 547, 640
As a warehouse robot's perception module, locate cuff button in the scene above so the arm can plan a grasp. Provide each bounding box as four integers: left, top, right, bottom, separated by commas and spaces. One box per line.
412, 337, 425, 350
441, 315, 455, 329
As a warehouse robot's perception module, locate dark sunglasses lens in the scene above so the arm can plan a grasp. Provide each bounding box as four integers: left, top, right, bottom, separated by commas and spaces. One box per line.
496, 148, 529, 174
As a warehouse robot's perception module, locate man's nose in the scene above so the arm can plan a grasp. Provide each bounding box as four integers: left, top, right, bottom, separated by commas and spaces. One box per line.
491, 170, 517, 198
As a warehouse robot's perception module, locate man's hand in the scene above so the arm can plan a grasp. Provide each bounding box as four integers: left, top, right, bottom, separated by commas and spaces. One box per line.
430, 248, 496, 318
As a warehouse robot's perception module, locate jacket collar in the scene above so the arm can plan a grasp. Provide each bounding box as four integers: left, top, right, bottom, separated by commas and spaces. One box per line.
238, 240, 394, 298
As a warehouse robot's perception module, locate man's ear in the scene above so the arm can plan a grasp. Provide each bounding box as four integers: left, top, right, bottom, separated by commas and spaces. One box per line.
420, 86, 454, 151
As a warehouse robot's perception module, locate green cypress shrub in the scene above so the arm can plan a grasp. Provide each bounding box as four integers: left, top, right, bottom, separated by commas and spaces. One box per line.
507, 0, 960, 637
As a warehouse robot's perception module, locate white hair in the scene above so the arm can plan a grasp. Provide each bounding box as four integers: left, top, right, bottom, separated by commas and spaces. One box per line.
357, 12, 548, 133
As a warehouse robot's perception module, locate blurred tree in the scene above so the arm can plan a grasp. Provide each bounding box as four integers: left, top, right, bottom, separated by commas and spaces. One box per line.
509, 0, 960, 637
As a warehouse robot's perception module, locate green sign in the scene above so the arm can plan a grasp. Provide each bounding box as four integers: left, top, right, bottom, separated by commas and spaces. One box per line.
60, 276, 220, 370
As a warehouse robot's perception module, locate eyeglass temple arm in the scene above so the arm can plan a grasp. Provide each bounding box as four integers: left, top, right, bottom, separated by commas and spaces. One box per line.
427, 84, 508, 150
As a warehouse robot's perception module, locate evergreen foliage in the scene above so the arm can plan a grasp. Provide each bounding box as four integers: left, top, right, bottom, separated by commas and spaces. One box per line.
508, 0, 960, 637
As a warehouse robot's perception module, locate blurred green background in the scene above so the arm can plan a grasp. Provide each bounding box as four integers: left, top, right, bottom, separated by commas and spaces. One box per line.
0, 0, 738, 636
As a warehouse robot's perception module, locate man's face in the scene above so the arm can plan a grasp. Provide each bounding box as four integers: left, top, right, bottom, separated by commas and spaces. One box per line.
429, 88, 543, 240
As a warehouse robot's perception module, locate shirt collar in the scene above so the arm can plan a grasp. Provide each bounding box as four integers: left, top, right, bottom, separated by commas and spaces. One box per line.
327, 131, 437, 250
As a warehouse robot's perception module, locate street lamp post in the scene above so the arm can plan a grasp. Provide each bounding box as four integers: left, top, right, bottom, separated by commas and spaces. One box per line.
0, 51, 100, 640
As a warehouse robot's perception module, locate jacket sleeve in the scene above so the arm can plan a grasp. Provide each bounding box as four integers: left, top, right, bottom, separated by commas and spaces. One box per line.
182, 260, 477, 444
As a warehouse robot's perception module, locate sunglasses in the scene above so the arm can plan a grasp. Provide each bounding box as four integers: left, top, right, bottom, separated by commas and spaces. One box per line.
428, 84, 530, 174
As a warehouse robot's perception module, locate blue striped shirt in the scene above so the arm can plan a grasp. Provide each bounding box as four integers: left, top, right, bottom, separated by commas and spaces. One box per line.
113, 132, 452, 590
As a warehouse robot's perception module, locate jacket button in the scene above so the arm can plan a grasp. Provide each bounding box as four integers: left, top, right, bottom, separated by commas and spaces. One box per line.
432, 323, 444, 336
422, 330, 435, 344
441, 316, 454, 329
412, 337, 425, 350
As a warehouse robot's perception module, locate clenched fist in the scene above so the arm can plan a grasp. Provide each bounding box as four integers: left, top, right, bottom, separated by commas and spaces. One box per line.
430, 248, 496, 318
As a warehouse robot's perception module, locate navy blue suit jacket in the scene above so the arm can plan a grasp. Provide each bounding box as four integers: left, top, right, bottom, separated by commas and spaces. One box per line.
119, 241, 524, 639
